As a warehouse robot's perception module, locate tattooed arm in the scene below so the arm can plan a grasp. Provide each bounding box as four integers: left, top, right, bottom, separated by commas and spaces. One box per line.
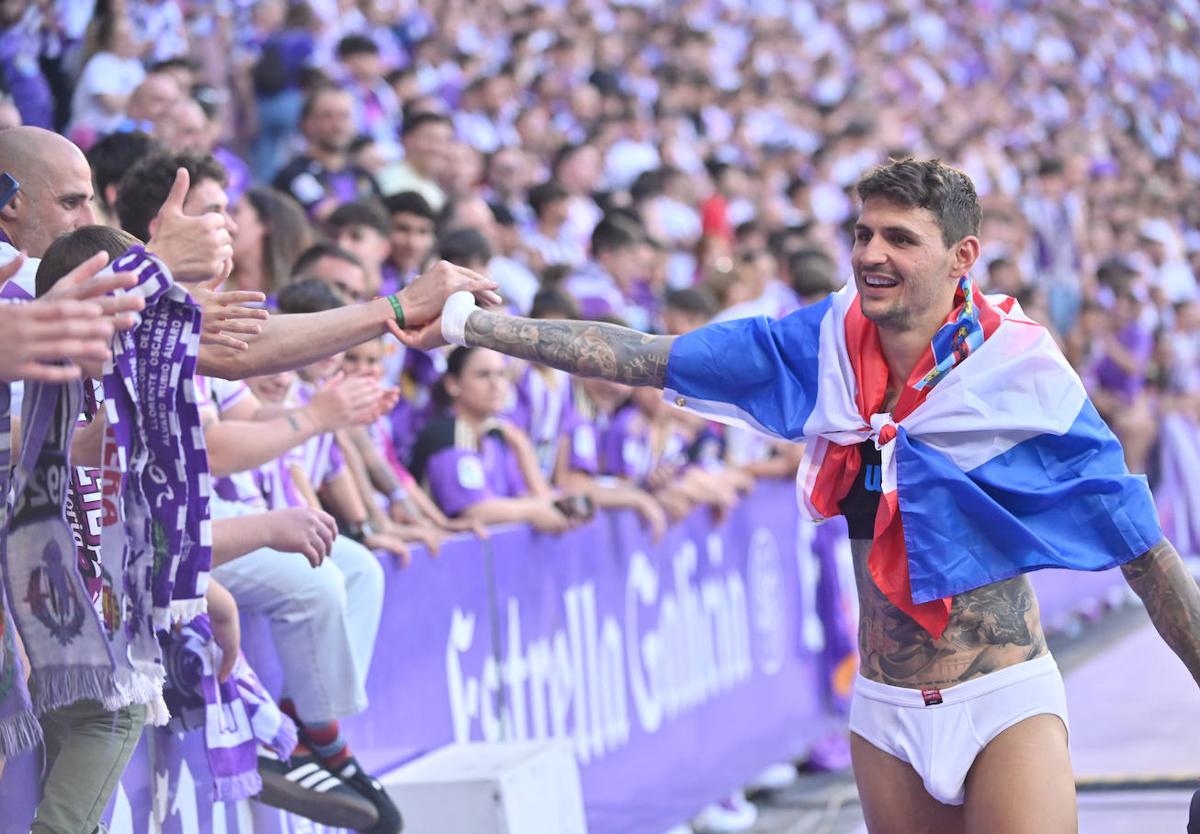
1121, 537, 1200, 685
463, 308, 675, 387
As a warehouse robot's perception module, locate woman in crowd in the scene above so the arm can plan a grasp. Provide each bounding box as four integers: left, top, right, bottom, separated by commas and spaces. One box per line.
409, 346, 574, 533
230, 185, 314, 298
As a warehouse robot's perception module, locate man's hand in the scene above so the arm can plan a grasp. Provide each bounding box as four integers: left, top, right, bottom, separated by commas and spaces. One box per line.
528, 500, 571, 534
189, 274, 269, 352
386, 521, 446, 557
633, 491, 668, 543
392, 260, 501, 329
442, 517, 491, 539
261, 506, 338, 568
145, 168, 233, 283
304, 371, 386, 432
42, 250, 147, 327
205, 579, 241, 683
389, 316, 448, 351
0, 253, 147, 382
365, 529, 413, 569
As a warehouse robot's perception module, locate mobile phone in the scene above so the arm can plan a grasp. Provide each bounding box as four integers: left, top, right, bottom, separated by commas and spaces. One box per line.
0, 173, 18, 212
554, 494, 595, 521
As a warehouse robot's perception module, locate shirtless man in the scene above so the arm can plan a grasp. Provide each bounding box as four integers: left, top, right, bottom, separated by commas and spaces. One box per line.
398, 158, 1200, 834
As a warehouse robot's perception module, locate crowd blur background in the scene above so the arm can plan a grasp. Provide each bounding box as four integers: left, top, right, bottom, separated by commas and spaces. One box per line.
1, 0, 1198, 574
2, 0, 1198, 830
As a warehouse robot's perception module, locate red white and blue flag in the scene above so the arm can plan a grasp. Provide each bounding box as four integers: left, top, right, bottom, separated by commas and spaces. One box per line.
664, 276, 1162, 637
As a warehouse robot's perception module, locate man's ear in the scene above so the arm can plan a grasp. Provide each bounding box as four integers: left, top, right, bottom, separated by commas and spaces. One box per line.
0, 189, 21, 223
951, 235, 982, 279
104, 184, 118, 212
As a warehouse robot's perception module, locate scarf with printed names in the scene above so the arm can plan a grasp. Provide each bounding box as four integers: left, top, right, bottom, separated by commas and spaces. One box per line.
161, 614, 297, 801
98, 246, 212, 719
0, 380, 43, 756
810, 275, 1004, 636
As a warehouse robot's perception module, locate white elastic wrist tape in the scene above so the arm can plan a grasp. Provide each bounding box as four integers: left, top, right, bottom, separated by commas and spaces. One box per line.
441, 291, 478, 347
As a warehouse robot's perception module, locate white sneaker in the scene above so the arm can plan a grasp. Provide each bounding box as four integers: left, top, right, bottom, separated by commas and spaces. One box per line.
748, 761, 797, 792
692, 791, 758, 833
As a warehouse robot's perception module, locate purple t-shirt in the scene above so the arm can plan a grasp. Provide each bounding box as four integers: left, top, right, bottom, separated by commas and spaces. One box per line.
506, 365, 575, 476
409, 416, 528, 517
214, 146, 251, 204
272, 154, 380, 216
389, 347, 443, 465
599, 404, 653, 481
0, 17, 53, 128
561, 411, 600, 476
1093, 321, 1153, 403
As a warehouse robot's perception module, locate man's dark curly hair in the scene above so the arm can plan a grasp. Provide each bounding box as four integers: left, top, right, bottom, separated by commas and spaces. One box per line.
855, 158, 982, 247
115, 152, 228, 243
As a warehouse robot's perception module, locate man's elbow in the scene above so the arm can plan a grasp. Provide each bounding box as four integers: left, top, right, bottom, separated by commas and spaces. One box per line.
206, 452, 238, 479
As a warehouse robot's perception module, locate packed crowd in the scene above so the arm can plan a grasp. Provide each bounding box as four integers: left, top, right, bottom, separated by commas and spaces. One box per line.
0, 0, 1198, 832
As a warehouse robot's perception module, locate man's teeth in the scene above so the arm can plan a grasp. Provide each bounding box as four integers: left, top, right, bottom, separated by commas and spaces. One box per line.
864, 275, 899, 287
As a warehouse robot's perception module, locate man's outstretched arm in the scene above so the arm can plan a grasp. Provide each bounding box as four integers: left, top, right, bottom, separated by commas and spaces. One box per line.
463, 307, 676, 387
199, 261, 500, 380
1121, 538, 1200, 685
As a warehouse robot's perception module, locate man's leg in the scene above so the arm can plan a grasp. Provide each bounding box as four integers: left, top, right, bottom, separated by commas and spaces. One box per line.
213, 546, 366, 720
31, 701, 146, 834
325, 534, 384, 690
850, 732, 965, 834
963, 714, 1076, 834
212, 546, 383, 829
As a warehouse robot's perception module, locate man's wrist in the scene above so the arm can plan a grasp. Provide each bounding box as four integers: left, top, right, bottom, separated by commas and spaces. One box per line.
442, 291, 477, 346
342, 520, 375, 543
296, 404, 325, 434
386, 293, 406, 330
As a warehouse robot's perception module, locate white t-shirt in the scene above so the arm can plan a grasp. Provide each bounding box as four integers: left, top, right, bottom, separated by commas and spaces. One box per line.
69, 52, 146, 135
0, 241, 40, 418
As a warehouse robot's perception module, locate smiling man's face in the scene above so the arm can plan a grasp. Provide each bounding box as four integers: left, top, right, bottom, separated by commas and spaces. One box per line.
851, 196, 961, 333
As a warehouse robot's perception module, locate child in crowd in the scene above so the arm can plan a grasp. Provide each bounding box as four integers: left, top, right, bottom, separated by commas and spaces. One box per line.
504, 288, 581, 476
340, 335, 489, 541
327, 199, 392, 298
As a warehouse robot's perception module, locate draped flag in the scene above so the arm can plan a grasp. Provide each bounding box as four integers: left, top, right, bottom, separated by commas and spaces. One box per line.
664, 276, 1162, 637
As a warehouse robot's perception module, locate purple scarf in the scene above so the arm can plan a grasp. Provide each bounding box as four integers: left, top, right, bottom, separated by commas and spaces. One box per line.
162, 615, 297, 801
1, 371, 123, 718
0, 381, 41, 756
98, 247, 212, 719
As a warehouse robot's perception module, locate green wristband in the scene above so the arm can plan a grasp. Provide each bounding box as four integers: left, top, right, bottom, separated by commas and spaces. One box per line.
387, 294, 406, 329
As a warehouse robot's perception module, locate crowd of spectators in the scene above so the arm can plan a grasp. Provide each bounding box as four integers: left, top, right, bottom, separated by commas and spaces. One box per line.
2, 0, 1200, 830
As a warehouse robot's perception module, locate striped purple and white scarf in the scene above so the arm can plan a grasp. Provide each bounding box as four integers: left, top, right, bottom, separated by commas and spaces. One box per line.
162, 615, 297, 801
98, 247, 212, 720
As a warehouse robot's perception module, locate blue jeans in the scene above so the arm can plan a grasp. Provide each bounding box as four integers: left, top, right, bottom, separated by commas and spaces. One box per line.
1047, 282, 1082, 337
210, 500, 384, 724
251, 89, 304, 184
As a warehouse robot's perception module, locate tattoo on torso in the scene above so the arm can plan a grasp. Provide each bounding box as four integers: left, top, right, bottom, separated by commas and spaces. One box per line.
464, 310, 674, 387
850, 539, 1048, 688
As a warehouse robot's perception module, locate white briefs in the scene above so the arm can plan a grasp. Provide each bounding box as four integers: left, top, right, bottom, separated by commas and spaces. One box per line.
848, 653, 1069, 805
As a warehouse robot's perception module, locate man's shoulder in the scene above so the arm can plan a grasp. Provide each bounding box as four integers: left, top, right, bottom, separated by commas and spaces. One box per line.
0, 242, 37, 300
273, 156, 326, 206
273, 155, 321, 183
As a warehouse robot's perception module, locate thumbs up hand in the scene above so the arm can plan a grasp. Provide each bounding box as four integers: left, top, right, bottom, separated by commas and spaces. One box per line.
144, 168, 234, 283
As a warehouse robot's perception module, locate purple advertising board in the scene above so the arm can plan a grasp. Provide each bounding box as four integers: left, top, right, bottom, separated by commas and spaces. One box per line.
0, 480, 1125, 834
